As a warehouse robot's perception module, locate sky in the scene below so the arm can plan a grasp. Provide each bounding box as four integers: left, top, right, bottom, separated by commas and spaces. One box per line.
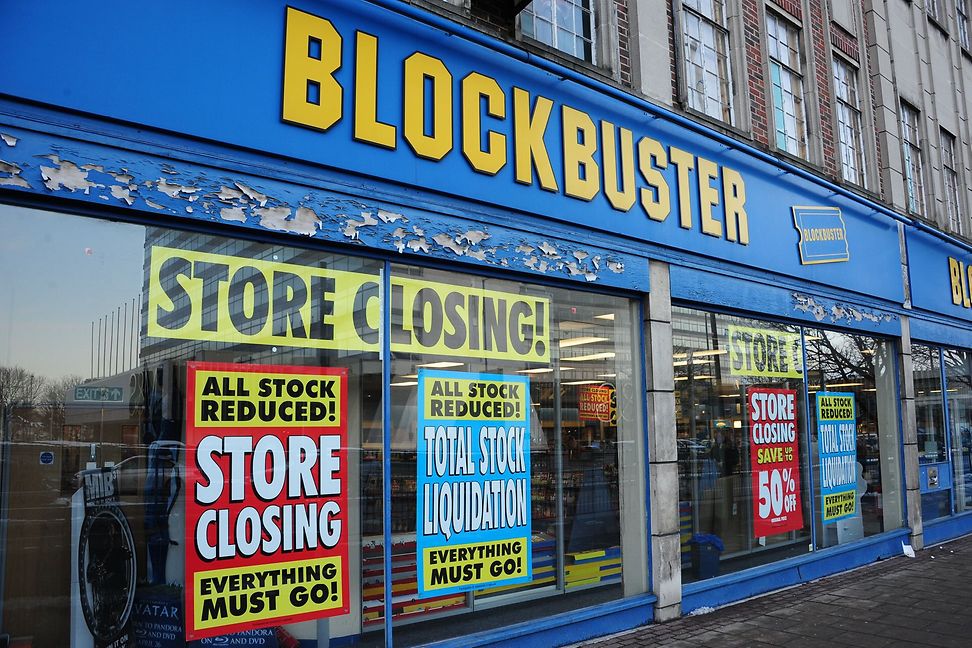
0, 205, 146, 381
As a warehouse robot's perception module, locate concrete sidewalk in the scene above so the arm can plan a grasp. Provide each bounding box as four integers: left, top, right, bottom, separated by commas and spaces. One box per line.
582, 534, 972, 647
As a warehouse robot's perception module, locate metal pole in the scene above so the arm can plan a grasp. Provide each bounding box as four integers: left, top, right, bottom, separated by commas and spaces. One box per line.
380, 262, 393, 648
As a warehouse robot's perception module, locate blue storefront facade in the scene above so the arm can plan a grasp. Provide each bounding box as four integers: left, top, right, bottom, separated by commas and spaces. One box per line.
0, 1, 970, 646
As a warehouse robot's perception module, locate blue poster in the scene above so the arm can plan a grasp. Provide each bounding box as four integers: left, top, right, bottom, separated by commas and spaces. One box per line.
816, 392, 858, 524
416, 370, 532, 596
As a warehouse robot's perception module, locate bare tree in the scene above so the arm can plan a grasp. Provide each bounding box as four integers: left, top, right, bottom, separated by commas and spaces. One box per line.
0, 365, 44, 408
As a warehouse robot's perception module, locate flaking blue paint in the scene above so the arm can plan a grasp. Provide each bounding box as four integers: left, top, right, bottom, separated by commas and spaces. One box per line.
0, 120, 646, 291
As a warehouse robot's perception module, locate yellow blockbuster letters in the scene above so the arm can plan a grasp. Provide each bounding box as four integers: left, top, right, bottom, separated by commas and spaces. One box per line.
669, 147, 695, 230
404, 52, 454, 160
562, 106, 600, 201
601, 121, 636, 211
697, 157, 723, 238
354, 31, 396, 148
723, 166, 749, 244
283, 8, 343, 131
513, 88, 559, 191
638, 137, 670, 222
461, 72, 507, 175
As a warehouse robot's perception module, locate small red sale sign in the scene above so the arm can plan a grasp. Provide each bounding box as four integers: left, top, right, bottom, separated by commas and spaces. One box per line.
747, 387, 803, 538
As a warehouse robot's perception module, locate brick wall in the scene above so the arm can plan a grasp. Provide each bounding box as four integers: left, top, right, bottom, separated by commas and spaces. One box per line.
808, 0, 838, 178
743, 0, 771, 146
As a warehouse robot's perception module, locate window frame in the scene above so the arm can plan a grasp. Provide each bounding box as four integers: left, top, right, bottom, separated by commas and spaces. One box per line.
940, 129, 964, 236
765, 10, 810, 160
832, 54, 868, 189
519, 0, 599, 66
899, 101, 925, 216
678, 0, 735, 126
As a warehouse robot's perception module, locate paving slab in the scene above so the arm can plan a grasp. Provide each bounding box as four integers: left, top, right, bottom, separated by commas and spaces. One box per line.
577, 533, 972, 647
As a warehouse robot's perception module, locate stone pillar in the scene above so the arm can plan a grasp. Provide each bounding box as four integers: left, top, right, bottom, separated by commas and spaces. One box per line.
645, 261, 681, 621
899, 316, 923, 549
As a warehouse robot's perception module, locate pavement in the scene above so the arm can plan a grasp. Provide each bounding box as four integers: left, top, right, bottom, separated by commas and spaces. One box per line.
581, 533, 972, 647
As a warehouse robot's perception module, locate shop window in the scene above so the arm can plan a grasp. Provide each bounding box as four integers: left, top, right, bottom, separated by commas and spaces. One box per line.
912, 344, 950, 521
520, 0, 597, 64
680, 0, 734, 125
833, 56, 867, 188
384, 264, 644, 646
673, 307, 812, 583
767, 12, 808, 159
945, 349, 972, 513
0, 205, 385, 646
804, 329, 904, 546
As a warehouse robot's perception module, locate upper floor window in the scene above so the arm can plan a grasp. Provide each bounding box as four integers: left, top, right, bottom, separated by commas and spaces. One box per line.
959, 0, 971, 50
767, 12, 808, 158
926, 0, 943, 23
520, 0, 596, 64
941, 130, 964, 235
833, 57, 867, 188
681, 0, 734, 124
899, 101, 925, 215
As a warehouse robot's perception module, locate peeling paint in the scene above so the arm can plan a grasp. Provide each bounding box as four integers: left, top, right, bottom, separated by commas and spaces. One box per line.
256, 206, 299, 234
0, 134, 17, 147
432, 232, 466, 255
573, 251, 588, 261
377, 208, 405, 224
156, 179, 199, 198
460, 230, 489, 245
0, 160, 30, 188
235, 182, 268, 206
217, 185, 244, 202
111, 172, 134, 184
110, 185, 135, 205
145, 199, 165, 210
40, 160, 101, 193
342, 211, 378, 240
538, 242, 559, 257
606, 260, 624, 273
81, 164, 104, 172
792, 293, 896, 325
516, 244, 535, 254
219, 206, 247, 223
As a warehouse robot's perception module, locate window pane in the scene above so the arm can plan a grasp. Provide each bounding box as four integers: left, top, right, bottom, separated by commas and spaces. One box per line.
387, 265, 644, 645
674, 307, 812, 583
0, 205, 384, 645
945, 349, 972, 513
805, 330, 904, 546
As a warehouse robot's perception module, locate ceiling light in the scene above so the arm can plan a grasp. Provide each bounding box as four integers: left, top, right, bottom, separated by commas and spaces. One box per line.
562, 379, 604, 386
594, 313, 615, 321
517, 367, 575, 374
826, 382, 863, 388
562, 352, 616, 362
598, 373, 616, 378
560, 336, 609, 348
417, 361, 464, 368
560, 321, 591, 332
391, 381, 417, 387
691, 349, 728, 357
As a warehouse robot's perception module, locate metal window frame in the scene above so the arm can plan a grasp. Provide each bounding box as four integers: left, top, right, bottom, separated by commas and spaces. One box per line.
766, 10, 809, 159
680, 0, 735, 125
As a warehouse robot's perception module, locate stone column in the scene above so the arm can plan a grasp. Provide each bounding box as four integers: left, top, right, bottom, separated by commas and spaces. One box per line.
899, 316, 923, 549
645, 261, 681, 621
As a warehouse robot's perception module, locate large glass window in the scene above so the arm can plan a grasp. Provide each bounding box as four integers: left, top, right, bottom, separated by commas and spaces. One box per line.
384, 265, 644, 646
0, 205, 384, 646
681, 0, 734, 124
520, 0, 597, 64
767, 12, 808, 159
673, 308, 812, 582
833, 56, 867, 188
674, 307, 906, 583
945, 349, 972, 513
959, 0, 971, 50
805, 329, 904, 546
912, 344, 950, 521
0, 204, 646, 646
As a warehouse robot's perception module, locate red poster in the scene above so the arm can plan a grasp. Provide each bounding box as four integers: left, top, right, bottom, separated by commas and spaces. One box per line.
747, 387, 803, 538
185, 362, 349, 641
578, 384, 615, 422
